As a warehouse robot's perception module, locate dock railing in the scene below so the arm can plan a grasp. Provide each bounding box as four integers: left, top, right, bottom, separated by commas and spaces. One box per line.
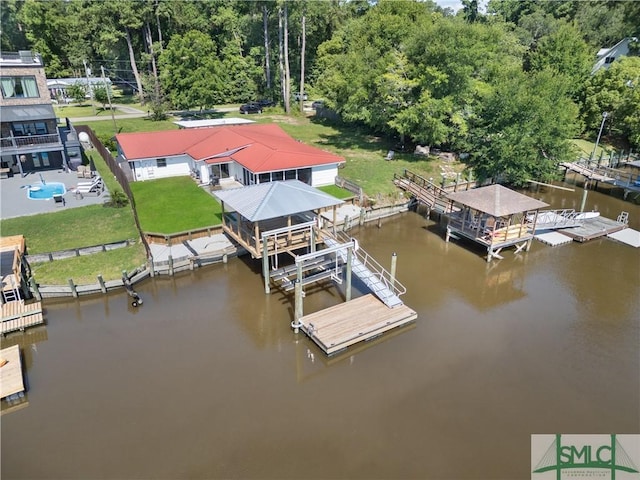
393, 169, 456, 214
329, 230, 407, 299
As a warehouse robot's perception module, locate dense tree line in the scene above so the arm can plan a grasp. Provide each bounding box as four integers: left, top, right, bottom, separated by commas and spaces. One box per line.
2, 0, 638, 185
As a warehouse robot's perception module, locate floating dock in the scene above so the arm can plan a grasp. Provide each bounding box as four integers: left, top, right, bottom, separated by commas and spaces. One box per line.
560, 216, 628, 243
1, 345, 24, 399
1, 301, 44, 334
299, 294, 417, 355
607, 228, 640, 248
534, 231, 574, 246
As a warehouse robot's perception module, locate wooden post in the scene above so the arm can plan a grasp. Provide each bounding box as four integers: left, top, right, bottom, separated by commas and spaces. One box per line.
580, 180, 589, 212
343, 215, 349, 232
346, 246, 352, 302
254, 222, 260, 254
293, 279, 303, 333
97, 274, 107, 293
189, 257, 194, 271
262, 238, 270, 294
390, 252, 397, 290
310, 227, 316, 253
68, 278, 78, 298
168, 255, 174, 276
29, 277, 41, 301
223, 253, 228, 264
359, 207, 365, 226
148, 256, 155, 277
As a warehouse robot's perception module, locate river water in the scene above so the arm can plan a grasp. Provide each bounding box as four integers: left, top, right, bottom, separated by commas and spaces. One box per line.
2, 180, 639, 479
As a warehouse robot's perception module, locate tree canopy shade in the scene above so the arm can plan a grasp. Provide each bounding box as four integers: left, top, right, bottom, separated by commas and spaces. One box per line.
465, 68, 580, 186
159, 31, 224, 110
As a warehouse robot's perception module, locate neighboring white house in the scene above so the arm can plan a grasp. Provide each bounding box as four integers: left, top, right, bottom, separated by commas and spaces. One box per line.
47, 77, 112, 102
115, 123, 345, 187
592, 37, 638, 74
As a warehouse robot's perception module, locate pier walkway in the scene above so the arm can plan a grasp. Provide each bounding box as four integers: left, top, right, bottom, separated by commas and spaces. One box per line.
561, 161, 640, 193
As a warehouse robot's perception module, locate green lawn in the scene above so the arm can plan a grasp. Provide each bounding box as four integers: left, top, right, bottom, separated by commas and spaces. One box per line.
571, 138, 614, 159
85, 117, 179, 139
130, 177, 222, 233
30, 243, 148, 284
0, 204, 138, 254
318, 184, 356, 199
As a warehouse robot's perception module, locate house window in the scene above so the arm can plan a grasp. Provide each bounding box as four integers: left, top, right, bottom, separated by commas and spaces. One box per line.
285, 170, 297, 180
157, 158, 167, 168
12, 122, 49, 136
258, 173, 270, 184
605, 57, 615, 64
272, 171, 284, 181
1, 76, 39, 98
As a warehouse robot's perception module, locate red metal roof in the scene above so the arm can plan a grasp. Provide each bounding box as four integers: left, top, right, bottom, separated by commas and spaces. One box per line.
116, 124, 344, 173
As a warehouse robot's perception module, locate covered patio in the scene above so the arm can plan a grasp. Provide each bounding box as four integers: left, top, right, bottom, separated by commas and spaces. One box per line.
444, 184, 548, 261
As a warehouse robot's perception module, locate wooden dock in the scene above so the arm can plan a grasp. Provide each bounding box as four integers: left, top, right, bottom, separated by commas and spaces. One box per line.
560, 216, 628, 242
1, 345, 24, 399
299, 294, 417, 355
1, 301, 44, 334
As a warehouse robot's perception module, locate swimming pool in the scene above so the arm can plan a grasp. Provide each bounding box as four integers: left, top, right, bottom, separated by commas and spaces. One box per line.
27, 182, 66, 200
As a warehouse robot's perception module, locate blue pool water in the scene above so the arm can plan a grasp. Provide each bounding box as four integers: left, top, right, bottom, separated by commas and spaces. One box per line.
27, 182, 66, 200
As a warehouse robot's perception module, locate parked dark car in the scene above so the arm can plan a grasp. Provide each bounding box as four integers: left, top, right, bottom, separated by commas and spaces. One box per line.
239, 102, 262, 114
256, 99, 275, 107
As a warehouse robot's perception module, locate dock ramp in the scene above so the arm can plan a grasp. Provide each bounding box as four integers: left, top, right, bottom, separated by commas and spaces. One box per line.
323, 236, 404, 308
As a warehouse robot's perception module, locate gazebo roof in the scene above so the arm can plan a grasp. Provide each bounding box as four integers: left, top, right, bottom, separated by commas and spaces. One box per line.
446, 184, 548, 217
213, 180, 344, 222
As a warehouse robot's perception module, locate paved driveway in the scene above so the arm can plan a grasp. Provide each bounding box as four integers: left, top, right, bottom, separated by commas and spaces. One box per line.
1, 169, 109, 220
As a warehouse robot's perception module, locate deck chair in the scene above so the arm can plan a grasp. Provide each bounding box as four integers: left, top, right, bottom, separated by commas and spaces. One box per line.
76, 176, 103, 197
53, 194, 66, 206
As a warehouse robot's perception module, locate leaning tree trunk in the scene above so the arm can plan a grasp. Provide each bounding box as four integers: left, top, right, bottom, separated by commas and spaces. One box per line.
144, 22, 160, 102
283, 2, 291, 115
263, 4, 271, 91
125, 27, 144, 102
299, 9, 306, 113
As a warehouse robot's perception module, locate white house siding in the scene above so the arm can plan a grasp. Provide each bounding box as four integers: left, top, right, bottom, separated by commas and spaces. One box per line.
131, 154, 194, 181
311, 164, 338, 187
592, 37, 637, 74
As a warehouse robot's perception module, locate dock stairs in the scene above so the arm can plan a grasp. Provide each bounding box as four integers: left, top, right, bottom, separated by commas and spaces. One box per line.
323, 234, 405, 308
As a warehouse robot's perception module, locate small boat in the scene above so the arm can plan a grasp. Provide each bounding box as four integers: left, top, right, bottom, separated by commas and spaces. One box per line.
574, 211, 600, 220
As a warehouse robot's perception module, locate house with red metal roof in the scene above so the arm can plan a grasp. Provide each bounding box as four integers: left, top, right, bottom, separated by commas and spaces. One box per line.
115, 123, 345, 187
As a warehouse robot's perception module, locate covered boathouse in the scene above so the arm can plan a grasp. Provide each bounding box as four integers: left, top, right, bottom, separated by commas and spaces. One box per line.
212, 180, 417, 355
444, 184, 548, 262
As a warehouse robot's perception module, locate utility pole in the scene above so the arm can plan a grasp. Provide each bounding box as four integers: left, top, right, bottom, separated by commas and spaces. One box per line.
101, 66, 117, 135
83, 59, 96, 115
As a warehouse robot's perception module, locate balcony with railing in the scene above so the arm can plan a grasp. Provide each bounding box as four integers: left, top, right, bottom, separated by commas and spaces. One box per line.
0, 133, 62, 151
